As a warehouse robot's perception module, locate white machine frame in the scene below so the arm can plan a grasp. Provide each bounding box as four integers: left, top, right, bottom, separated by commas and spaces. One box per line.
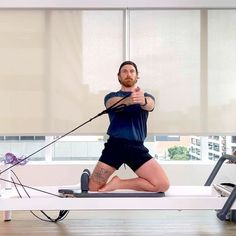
0, 155, 236, 222
0, 185, 235, 211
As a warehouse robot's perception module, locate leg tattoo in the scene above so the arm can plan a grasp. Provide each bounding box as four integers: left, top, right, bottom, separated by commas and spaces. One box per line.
91, 166, 113, 185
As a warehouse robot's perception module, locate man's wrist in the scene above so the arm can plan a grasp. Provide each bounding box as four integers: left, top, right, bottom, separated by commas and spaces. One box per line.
141, 97, 147, 106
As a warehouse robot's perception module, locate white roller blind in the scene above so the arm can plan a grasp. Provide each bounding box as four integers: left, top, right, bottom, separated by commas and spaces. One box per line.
0, 10, 46, 134
0, 10, 123, 135
208, 10, 236, 134
130, 10, 236, 135
130, 10, 201, 134
0, 9, 235, 135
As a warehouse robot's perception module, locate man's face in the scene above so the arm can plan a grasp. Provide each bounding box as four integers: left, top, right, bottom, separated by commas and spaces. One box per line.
118, 64, 138, 87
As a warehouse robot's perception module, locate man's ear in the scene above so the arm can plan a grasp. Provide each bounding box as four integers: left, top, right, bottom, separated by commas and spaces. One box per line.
118, 76, 122, 84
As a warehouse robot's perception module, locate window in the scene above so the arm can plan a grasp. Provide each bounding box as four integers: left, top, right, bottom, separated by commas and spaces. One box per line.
0, 136, 46, 162
1, 135, 235, 163
208, 142, 213, 150
213, 143, 219, 152
232, 136, 236, 143
1, 9, 236, 135
0, 8, 235, 163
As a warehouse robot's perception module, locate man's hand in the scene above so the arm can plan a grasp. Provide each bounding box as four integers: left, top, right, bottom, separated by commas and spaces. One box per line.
132, 87, 155, 111
131, 87, 146, 105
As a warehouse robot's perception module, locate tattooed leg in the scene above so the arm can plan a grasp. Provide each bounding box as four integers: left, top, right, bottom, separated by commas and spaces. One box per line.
89, 161, 116, 191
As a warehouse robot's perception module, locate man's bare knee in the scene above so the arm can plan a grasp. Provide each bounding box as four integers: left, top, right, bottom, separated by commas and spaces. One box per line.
152, 179, 170, 192
158, 180, 170, 192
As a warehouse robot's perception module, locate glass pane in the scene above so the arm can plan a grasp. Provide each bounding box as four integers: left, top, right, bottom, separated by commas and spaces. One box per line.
0, 136, 46, 162
52, 135, 104, 161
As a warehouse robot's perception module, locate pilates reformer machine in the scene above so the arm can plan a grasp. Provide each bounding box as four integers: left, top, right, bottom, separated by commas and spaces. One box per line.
0, 96, 235, 223
0, 154, 235, 223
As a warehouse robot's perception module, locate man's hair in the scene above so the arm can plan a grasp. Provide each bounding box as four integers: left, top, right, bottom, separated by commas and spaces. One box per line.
117, 61, 138, 75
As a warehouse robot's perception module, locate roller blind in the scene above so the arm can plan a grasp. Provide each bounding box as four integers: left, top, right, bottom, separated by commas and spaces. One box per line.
130, 10, 201, 134
130, 10, 236, 135
208, 10, 236, 134
0, 10, 123, 135
0, 9, 235, 135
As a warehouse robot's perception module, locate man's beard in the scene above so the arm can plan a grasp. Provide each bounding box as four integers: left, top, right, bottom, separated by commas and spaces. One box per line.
119, 78, 137, 87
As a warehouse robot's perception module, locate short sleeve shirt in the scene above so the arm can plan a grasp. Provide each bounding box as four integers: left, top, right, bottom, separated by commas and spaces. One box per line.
104, 90, 155, 142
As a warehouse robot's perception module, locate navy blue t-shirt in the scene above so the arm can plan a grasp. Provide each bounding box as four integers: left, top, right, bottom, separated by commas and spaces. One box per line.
104, 90, 155, 142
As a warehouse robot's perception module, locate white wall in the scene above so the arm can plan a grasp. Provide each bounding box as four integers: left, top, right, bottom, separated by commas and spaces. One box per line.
1, 162, 235, 188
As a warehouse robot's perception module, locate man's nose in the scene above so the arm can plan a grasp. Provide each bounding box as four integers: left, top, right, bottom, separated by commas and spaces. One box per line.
127, 71, 132, 76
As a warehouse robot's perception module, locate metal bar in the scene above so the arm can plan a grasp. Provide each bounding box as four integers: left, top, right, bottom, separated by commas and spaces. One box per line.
217, 186, 236, 221
204, 154, 235, 186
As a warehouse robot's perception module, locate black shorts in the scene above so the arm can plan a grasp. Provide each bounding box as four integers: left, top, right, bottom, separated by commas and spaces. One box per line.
98, 137, 153, 172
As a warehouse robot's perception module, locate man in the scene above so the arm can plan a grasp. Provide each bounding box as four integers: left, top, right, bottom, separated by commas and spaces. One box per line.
89, 61, 169, 192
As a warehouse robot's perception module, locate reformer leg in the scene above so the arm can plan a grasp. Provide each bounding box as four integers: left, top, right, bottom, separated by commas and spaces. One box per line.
217, 186, 236, 222
3, 164, 12, 221
231, 210, 236, 223
4, 211, 12, 222
204, 154, 236, 222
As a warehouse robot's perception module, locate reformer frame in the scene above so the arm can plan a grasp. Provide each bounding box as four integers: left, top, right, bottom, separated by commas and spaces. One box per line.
0, 154, 235, 222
